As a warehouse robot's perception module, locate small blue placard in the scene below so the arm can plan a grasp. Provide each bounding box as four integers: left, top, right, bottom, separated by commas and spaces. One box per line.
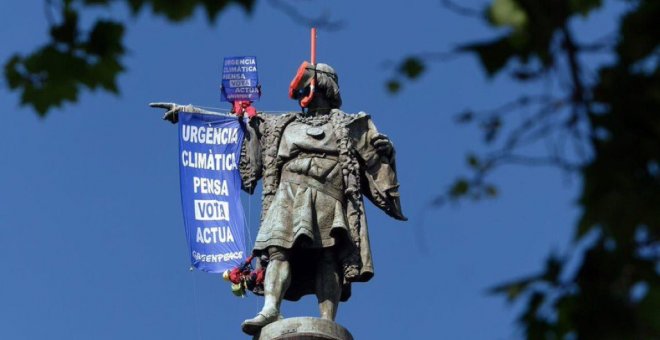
221, 56, 260, 102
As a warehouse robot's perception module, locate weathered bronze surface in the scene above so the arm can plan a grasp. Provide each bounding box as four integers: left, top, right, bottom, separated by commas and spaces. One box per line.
150, 63, 405, 337
255, 317, 353, 340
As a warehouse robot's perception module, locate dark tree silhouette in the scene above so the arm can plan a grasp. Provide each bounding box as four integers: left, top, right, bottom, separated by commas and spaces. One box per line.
389, 0, 660, 338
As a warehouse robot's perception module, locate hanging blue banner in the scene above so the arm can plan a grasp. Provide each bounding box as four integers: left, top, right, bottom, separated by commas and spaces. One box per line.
178, 111, 246, 273
221, 56, 260, 102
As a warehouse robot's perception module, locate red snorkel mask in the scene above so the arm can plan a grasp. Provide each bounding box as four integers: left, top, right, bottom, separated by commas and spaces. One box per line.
289, 28, 318, 109
288, 61, 316, 107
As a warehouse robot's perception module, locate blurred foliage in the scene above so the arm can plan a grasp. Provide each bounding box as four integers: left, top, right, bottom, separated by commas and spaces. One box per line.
392, 0, 660, 338
4, 0, 255, 115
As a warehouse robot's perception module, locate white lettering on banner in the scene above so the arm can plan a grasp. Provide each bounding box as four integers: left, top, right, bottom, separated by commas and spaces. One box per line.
194, 200, 230, 221
223, 66, 257, 73
192, 250, 243, 263
233, 87, 260, 94
226, 94, 252, 100
223, 73, 247, 80
195, 226, 235, 244
181, 150, 237, 171
224, 58, 256, 66
229, 79, 252, 87
193, 177, 229, 196
181, 125, 239, 145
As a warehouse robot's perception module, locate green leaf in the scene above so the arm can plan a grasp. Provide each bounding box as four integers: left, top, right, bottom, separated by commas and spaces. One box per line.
200, 0, 230, 22
130, 0, 255, 23
638, 284, 660, 334
455, 110, 474, 123
49, 9, 79, 45
460, 36, 515, 77
541, 255, 563, 283
126, 0, 146, 14
449, 179, 470, 197
489, 275, 539, 302
386, 80, 401, 93
88, 58, 124, 93
489, 0, 527, 30
398, 57, 425, 79
86, 20, 125, 57
4, 55, 23, 89
569, 0, 603, 16
617, 0, 660, 64
82, 0, 112, 5
467, 153, 480, 168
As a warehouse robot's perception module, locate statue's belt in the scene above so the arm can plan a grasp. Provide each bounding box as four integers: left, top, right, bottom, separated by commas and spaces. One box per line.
280, 171, 345, 203
294, 152, 339, 160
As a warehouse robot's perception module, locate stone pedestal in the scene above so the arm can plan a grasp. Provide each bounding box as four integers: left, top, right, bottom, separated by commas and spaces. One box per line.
254, 317, 353, 340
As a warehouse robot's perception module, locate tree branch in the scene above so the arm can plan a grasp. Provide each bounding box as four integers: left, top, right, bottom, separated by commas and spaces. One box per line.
440, 0, 484, 18
496, 154, 581, 172
561, 25, 590, 115
44, 0, 58, 26
268, 0, 344, 31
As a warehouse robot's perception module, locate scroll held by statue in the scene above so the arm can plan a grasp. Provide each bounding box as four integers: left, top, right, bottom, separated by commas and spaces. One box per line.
178, 111, 247, 273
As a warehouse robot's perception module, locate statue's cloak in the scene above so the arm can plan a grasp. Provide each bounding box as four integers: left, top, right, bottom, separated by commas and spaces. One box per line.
239, 110, 405, 301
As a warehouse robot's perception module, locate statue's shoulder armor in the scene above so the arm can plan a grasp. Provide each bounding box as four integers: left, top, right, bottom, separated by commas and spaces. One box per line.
331, 109, 371, 125
270, 112, 297, 127
332, 110, 374, 132
255, 112, 297, 138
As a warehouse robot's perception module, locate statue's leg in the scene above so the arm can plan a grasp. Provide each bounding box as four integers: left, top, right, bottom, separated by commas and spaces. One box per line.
241, 247, 291, 335
262, 247, 291, 315
316, 248, 341, 320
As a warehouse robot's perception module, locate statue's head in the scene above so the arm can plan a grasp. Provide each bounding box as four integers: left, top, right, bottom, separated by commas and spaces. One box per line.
289, 62, 342, 109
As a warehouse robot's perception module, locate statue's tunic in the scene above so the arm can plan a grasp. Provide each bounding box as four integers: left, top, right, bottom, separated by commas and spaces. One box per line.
254, 121, 350, 251
239, 109, 406, 301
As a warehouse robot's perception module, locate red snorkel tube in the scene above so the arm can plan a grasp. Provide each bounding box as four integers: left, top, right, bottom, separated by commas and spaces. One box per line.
300, 28, 317, 108
288, 28, 317, 109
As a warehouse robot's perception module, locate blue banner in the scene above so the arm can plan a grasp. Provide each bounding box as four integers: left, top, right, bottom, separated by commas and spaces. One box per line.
178, 112, 246, 273
221, 56, 260, 102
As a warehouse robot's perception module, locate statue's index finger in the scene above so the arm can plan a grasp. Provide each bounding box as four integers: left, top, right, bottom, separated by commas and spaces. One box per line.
149, 102, 174, 109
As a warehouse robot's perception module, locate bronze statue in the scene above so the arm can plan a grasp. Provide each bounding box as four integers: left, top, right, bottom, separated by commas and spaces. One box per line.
150, 62, 405, 337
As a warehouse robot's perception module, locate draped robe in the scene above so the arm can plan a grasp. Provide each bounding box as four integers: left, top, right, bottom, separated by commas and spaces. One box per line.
239, 109, 406, 301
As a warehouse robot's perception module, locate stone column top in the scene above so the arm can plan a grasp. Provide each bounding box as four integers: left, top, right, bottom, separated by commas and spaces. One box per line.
254, 317, 353, 340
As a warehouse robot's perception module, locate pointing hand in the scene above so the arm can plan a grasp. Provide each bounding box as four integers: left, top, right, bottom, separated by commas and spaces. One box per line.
149, 102, 181, 124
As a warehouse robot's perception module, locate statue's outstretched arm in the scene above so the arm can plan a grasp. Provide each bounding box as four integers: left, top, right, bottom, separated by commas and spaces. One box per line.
149, 102, 225, 124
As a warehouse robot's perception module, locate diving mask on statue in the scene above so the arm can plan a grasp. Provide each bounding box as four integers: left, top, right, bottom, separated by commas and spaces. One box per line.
288, 61, 316, 107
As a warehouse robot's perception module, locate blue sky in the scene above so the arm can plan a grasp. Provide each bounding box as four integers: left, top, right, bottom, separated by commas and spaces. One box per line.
0, 1, 622, 339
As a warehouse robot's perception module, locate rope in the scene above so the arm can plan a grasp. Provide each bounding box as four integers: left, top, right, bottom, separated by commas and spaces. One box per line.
190, 268, 203, 340
191, 104, 339, 115
246, 192, 253, 252
194, 104, 292, 114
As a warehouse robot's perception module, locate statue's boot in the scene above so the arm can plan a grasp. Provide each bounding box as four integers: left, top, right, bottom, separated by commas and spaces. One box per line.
241, 258, 290, 335
241, 308, 280, 335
